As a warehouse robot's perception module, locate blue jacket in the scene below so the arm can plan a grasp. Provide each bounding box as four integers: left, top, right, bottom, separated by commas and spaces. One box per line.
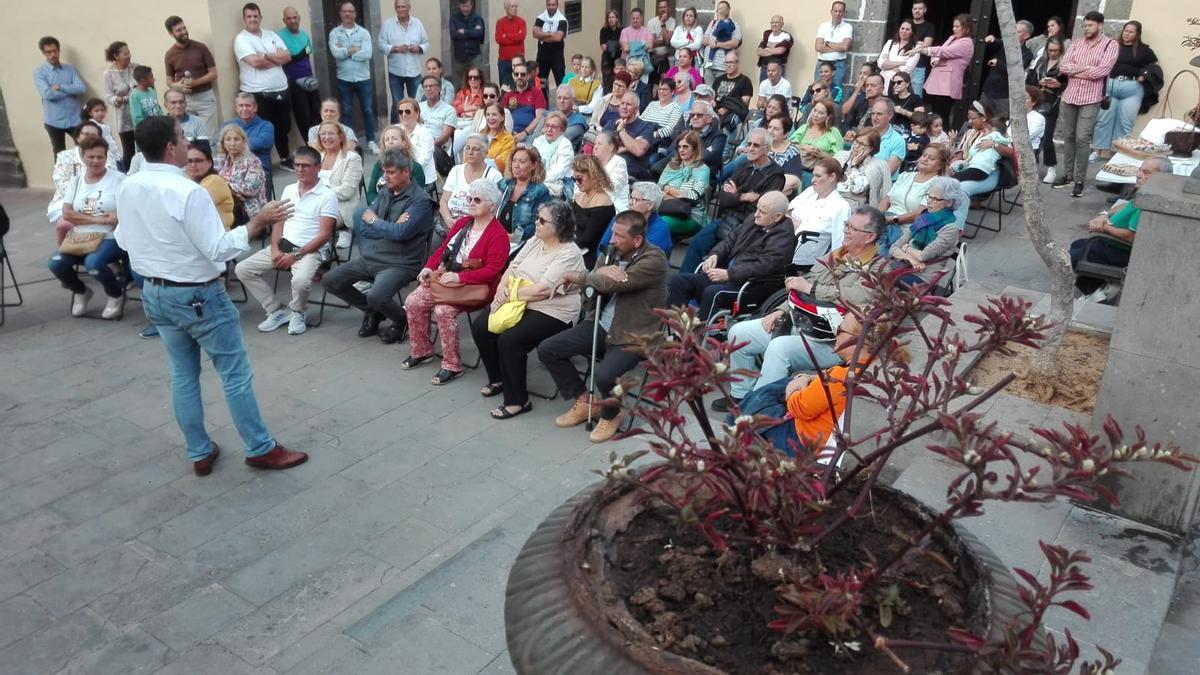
448, 12, 485, 62
354, 179, 435, 273
498, 179, 551, 241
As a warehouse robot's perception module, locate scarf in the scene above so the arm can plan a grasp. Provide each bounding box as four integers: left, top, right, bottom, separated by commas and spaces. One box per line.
909, 207, 956, 250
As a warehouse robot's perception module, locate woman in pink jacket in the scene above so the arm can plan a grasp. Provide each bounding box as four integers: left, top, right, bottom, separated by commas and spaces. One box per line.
915, 14, 976, 128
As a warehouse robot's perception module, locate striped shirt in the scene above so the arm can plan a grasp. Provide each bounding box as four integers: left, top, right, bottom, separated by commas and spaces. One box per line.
640, 101, 684, 139
1060, 35, 1118, 106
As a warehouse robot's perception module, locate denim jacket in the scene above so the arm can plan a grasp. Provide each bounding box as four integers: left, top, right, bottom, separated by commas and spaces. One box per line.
497, 179, 551, 242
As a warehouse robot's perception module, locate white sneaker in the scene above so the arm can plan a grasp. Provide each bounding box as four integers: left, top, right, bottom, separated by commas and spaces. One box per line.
352, 280, 373, 293
336, 230, 352, 249
1088, 151, 1100, 164
288, 311, 307, 335
71, 287, 93, 317
257, 309, 291, 332
1042, 167, 1057, 185
101, 294, 124, 320
367, 140, 380, 155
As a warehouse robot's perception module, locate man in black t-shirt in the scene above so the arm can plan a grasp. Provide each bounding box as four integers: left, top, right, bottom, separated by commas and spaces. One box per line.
910, 1, 937, 97
712, 52, 754, 128
604, 91, 659, 180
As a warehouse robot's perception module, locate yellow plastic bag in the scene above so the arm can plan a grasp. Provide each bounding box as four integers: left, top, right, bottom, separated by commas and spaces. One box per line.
488, 275, 531, 334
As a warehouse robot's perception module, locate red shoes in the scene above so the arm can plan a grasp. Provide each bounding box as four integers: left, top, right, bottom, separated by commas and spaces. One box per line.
244, 444, 309, 470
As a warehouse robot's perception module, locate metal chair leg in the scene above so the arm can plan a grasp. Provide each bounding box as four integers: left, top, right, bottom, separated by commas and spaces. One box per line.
1, 248, 25, 327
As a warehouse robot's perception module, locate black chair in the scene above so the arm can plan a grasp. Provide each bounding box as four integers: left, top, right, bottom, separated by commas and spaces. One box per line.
0, 233, 23, 328
962, 156, 1019, 239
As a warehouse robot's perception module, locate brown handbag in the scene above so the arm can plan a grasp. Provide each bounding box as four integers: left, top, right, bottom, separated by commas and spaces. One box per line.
1158, 71, 1200, 156
59, 229, 106, 256
429, 259, 489, 308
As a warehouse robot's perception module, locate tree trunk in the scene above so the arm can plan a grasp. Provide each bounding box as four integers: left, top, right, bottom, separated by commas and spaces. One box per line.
993, 0, 1076, 390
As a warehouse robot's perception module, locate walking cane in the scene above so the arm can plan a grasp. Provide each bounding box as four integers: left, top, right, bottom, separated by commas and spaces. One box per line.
586, 245, 616, 431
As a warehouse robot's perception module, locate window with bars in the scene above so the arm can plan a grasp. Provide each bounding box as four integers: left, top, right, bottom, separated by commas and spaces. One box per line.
565, 1, 582, 34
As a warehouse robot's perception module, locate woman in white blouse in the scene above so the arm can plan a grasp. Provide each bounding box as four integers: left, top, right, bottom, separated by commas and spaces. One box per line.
592, 130, 629, 213
440, 133, 504, 230
532, 112, 575, 197
316, 121, 364, 248
670, 7, 704, 56
876, 20, 920, 86
395, 99, 436, 188
787, 157, 852, 272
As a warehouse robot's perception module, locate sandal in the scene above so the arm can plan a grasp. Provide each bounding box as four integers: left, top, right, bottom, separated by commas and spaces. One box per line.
480, 382, 504, 397
490, 401, 533, 420
431, 368, 463, 385
401, 354, 435, 370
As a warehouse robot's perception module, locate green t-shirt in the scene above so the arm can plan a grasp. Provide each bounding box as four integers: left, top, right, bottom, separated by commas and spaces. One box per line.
130, 87, 163, 127
1104, 201, 1141, 251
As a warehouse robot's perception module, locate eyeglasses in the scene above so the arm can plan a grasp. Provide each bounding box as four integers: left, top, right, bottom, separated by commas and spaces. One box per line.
571, 174, 585, 182
811, 87, 824, 93
844, 222, 874, 234
293, 162, 318, 169
536, 215, 552, 225
464, 145, 484, 153
629, 195, 649, 203
513, 72, 528, 77
689, 112, 709, 117
891, 80, 904, 85
745, 141, 763, 148
483, 93, 498, 99
399, 109, 415, 116
467, 196, 486, 204
468, 74, 482, 80
927, 195, 947, 202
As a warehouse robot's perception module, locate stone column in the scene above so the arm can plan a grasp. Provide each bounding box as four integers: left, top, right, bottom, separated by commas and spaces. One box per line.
1092, 174, 1200, 534
0, 85, 28, 188
843, 0, 889, 88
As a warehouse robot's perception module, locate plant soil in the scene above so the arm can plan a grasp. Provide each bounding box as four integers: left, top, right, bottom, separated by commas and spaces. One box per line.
608, 489, 981, 674
970, 329, 1109, 413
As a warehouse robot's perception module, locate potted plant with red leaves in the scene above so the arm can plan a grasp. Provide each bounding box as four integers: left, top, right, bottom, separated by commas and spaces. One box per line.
504, 268, 1196, 674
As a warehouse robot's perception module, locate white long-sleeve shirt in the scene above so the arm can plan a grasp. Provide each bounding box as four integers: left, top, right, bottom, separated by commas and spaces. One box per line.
115, 163, 250, 282
377, 16, 428, 77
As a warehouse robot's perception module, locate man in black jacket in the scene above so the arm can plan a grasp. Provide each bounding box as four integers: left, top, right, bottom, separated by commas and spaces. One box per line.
540, 210, 669, 443
448, 0, 485, 84
678, 128, 785, 272
323, 149, 434, 344
667, 191, 795, 320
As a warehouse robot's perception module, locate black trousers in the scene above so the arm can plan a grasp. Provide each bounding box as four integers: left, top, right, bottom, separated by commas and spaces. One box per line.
923, 93, 958, 129
1042, 105, 1060, 168
287, 79, 321, 146
471, 307, 570, 407
118, 131, 136, 171
1069, 237, 1130, 295
251, 89, 293, 163
538, 320, 642, 420
537, 50, 566, 96
45, 124, 79, 159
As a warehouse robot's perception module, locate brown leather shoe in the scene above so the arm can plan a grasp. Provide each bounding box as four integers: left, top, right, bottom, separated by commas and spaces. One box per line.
193, 442, 221, 477
244, 444, 308, 470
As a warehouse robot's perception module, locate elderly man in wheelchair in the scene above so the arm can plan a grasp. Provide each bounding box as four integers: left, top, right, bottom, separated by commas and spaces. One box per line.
1069, 156, 1171, 305
713, 205, 887, 413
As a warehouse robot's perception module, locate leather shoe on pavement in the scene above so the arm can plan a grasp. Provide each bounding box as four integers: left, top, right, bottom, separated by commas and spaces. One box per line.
244, 444, 309, 470
359, 311, 383, 338
193, 442, 221, 476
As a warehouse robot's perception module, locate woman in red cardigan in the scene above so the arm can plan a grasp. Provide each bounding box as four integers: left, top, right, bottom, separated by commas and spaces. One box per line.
403, 178, 510, 385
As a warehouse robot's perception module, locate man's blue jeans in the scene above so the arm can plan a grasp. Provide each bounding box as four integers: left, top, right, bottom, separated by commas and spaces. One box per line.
388, 73, 421, 122
141, 280, 275, 462
910, 66, 927, 98
337, 78, 376, 143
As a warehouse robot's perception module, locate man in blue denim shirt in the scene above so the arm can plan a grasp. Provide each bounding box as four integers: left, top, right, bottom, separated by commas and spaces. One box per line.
223, 93, 276, 176
115, 115, 307, 476
330, 1, 377, 152
34, 36, 87, 158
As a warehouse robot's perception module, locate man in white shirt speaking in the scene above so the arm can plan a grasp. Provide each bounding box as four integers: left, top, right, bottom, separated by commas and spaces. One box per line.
116, 115, 309, 476
235, 145, 337, 335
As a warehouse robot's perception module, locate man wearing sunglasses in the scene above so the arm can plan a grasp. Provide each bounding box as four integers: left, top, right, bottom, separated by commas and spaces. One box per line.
501, 65, 547, 143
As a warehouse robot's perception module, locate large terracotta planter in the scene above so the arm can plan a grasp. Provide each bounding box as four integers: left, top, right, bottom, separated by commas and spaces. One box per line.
504, 476, 1028, 674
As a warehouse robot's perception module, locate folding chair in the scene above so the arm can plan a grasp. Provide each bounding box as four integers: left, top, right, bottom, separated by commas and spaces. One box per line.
0, 236, 23, 328
962, 156, 1018, 239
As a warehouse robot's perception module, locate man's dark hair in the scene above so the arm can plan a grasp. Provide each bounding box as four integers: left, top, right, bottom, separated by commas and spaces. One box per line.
1083, 11, 1104, 24
614, 210, 648, 240
422, 75, 441, 86
77, 135, 110, 154
164, 16, 184, 32
542, 200, 577, 242
292, 145, 320, 165
853, 205, 887, 239
380, 148, 413, 172
136, 116, 180, 162
133, 65, 154, 82
38, 36, 59, 52
242, 2, 262, 16
78, 120, 103, 138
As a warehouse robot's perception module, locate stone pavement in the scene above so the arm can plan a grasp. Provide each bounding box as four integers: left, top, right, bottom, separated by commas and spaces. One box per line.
0, 173, 1189, 674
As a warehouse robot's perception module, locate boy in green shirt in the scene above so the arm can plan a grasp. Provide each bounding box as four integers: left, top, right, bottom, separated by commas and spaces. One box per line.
129, 65, 164, 128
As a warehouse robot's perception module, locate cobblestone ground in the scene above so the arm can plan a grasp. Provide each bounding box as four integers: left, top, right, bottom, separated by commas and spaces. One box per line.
0, 173, 1183, 674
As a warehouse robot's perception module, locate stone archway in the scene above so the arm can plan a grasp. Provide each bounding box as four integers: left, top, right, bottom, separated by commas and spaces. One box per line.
0, 85, 28, 188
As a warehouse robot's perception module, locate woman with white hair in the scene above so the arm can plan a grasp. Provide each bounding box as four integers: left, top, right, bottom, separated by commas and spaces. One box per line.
889, 176, 965, 284
404, 178, 511, 385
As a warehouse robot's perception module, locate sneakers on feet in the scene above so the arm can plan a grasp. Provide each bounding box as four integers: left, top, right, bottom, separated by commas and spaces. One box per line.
589, 414, 624, 443
352, 280, 373, 293
1042, 167, 1057, 185
1088, 151, 1100, 163
367, 140, 380, 154
336, 230, 352, 249
1070, 181, 1084, 198
101, 294, 124, 320
288, 311, 307, 335
710, 396, 742, 413
138, 324, 160, 339
71, 287, 93, 317
279, 157, 295, 172
257, 309, 291, 332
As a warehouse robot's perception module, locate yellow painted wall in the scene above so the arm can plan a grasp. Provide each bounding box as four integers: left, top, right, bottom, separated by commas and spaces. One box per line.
727, 4, 824, 89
